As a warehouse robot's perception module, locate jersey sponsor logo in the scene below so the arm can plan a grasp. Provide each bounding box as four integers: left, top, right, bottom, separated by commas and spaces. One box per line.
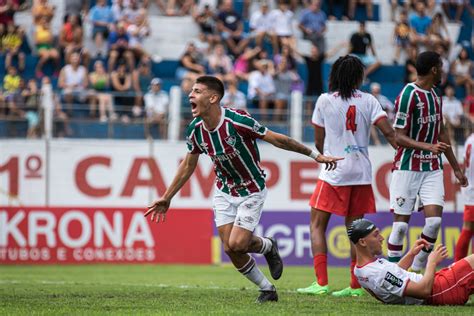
357, 276, 369, 282
396, 196, 405, 207
253, 122, 263, 133
210, 149, 241, 162
225, 135, 237, 147
413, 152, 439, 161
344, 145, 365, 154
395, 112, 408, 120
417, 113, 440, 124
384, 272, 403, 288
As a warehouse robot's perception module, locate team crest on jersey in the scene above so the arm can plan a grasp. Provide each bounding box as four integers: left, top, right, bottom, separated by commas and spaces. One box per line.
396, 197, 405, 207
225, 135, 237, 147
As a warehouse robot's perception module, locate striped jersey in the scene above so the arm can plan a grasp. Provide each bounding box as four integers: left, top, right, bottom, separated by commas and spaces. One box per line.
393, 83, 443, 171
186, 107, 267, 197
462, 133, 474, 205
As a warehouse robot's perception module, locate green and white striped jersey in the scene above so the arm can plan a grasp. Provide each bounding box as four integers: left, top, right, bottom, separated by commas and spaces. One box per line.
393, 83, 443, 171
186, 107, 268, 197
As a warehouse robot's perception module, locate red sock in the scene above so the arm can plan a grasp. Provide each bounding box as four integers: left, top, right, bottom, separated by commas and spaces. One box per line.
350, 260, 361, 289
455, 229, 472, 261
313, 254, 328, 286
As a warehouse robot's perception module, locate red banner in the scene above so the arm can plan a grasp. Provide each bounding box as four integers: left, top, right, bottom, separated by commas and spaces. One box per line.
0, 207, 214, 264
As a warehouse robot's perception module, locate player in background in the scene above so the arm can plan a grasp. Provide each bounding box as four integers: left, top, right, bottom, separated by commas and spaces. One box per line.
350, 218, 474, 305
144, 76, 342, 303
297, 55, 397, 297
455, 129, 474, 261
387, 51, 468, 271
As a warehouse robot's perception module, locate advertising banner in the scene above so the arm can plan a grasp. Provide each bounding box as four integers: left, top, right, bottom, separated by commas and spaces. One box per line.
0, 207, 213, 264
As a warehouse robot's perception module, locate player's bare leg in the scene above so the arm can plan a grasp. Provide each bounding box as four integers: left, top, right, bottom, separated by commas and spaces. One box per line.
332, 215, 365, 297
411, 205, 442, 272
297, 209, 331, 295
455, 221, 474, 261
218, 224, 279, 303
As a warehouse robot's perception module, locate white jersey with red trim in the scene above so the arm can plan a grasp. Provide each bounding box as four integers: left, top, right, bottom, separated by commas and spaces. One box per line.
462, 133, 474, 205
354, 258, 424, 305
312, 90, 387, 185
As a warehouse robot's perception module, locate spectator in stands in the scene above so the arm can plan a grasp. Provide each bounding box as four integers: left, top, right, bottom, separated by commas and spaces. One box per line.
111, 62, 135, 122
4, 65, 21, 117
207, 43, 234, 82
221, 77, 247, 110
427, 12, 450, 50
298, 0, 327, 54
32, 0, 55, 25
89, 60, 116, 122
273, 44, 298, 72
132, 58, 153, 113
0, 0, 19, 26
21, 79, 42, 138
273, 57, 300, 121
348, 0, 373, 20
464, 91, 474, 123
216, 0, 249, 56
249, 2, 277, 55
58, 52, 89, 115
59, 14, 91, 68
435, 44, 450, 89
393, 10, 410, 65
442, 0, 467, 22
369, 82, 395, 145
409, 1, 432, 48
108, 22, 135, 71
194, 3, 219, 45
404, 44, 418, 83
144, 77, 169, 138
65, 0, 88, 19
327, 0, 349, 20
176, 42, 206, 81
34, 16, 60, 78
3, 23, 25, 72
348, 21, 381, 78
442, 84, 465, 143
234, 47, 261, 82
247, 59, 276, 121
156, 0, 193, 16
269, 0, 296, 54
90, 0, 115, 58
451, 48, 473, 96
127, 9, 150, 62
40, 76, 71, 137
122, 0, 141, 24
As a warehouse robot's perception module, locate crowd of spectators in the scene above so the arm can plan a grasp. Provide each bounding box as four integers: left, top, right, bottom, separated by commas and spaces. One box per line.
0, 0, 473, 142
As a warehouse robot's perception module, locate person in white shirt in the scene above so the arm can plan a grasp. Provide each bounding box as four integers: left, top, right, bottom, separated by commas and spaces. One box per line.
442, 85, 464, 143
249, 2, 277, 53
269, 0, 295, 53
455, 131, 474, 261
370, 82, 395, 145
350, 218, 474, 305
144, 78, 169, 138
247, 60, 276, 121
297, 55, 397, 297
221, 78, 247, 110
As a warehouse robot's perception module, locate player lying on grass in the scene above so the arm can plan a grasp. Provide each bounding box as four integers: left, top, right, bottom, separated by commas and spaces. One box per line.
145, 75, 342, 303
349, 218, 474, 305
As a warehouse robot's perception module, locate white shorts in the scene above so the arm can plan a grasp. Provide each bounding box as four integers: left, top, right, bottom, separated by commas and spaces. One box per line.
213, 188, 267, 232
390, 170, 445, 215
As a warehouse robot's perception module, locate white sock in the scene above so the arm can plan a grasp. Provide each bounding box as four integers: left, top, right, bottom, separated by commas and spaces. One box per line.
238, 256, 274, 291
411, 217, 441, 271
387, 222, 408, 262
258, 237, 272, 255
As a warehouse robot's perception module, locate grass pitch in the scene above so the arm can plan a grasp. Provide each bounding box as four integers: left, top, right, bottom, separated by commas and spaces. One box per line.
0, 264, 472, 315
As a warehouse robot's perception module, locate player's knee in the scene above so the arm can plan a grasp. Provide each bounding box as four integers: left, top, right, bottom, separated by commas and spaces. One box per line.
228, 239, 248, 254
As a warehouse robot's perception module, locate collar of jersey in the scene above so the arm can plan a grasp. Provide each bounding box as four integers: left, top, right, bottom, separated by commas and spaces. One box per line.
202, 107, 225, 132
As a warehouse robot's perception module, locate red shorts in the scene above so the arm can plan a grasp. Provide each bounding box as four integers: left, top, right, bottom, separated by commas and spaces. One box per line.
427, 258, 474, 305
309, 180, 376, 217
464, 205, 474, 222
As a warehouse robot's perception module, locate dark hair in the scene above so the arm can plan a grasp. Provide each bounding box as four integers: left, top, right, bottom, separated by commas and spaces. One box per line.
196, 75, 225, 100
328, 55, 364, 100
415, 51, 441, 76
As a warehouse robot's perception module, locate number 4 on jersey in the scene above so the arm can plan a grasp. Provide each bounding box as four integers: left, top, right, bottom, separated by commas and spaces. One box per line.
346, 105, 357, 133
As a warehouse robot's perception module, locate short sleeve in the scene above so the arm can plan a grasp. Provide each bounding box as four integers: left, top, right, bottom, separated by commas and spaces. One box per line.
370, 95, 388, 125
311, 94, 327, 128
185, 124, 202, 154
379, 266, 410, 298
232, 109, 268, 139
393, 89, 414, 129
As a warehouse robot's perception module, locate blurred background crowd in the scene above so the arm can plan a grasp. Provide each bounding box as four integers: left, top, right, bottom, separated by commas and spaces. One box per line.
0, 0, 472, 144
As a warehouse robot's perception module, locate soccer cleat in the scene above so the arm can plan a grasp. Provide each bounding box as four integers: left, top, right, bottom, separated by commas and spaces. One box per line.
256, 286, 278, 303
331, 287, 365, 297
296, 281, 329, 295
264, 237, 283, 280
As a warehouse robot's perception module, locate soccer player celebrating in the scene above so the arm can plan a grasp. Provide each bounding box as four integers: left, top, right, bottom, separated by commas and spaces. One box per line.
144, 76, 342, 303
297, 55, 397, 297
350, 218, 474, 305
455, 129, 474, 261
387, 51, 468, 271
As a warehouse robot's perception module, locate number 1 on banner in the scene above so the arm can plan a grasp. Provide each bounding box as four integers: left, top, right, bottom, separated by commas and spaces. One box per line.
345, 105, 357, 133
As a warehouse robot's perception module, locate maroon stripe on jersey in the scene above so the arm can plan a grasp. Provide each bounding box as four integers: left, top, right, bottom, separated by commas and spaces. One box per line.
387, 243, 403, 251
217, 123, 260, 193
432, 90, 441, 170
201, 127, 238, 196
414, 91, 431, 171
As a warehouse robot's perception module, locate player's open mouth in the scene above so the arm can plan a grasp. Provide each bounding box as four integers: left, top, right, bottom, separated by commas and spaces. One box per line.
190, 101, 197, 109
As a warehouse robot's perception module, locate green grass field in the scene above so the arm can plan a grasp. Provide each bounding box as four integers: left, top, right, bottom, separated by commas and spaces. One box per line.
0, 265, 472, 315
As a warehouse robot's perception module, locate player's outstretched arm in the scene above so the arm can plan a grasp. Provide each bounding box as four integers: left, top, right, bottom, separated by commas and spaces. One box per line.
144, 153, 200, 223
404, 244, 448, 299
374, 117, 397, 149
438, 121, 468, 187
262, 130, 343, 170
397, 239, 429, 270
